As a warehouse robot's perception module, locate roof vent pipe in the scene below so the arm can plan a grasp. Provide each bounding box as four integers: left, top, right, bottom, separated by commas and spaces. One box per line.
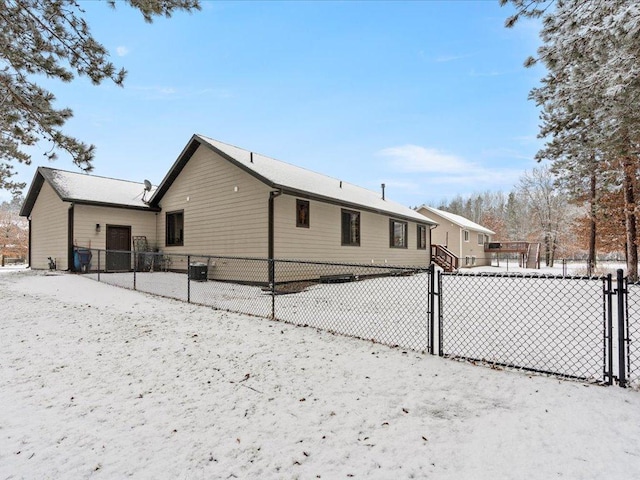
340, 181, 342, 188
381, 183, 386, 200
250, 152, 254, 163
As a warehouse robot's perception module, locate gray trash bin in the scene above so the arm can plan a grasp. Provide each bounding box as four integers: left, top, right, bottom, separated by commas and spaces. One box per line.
189, 262, 207, 281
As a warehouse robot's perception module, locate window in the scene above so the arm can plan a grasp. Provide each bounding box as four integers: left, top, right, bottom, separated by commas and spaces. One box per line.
390, 219, 408, 248
341, 209, 360, 246
417, 225, 427, 250
166, 210, 184, 246
296, 199, 310, 228
478, 233, 484, 246
463, 230, 469, 242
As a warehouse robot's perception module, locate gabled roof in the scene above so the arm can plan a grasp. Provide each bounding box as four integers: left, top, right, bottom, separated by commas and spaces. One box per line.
417, 205, 495, 235
151, 134, 437, 225
20, 167, 159, 217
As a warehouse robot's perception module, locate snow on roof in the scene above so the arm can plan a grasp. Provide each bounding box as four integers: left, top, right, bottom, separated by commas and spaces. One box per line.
196, 135, 437, 224
41, 167, 156, 209
417, 205, 495, 235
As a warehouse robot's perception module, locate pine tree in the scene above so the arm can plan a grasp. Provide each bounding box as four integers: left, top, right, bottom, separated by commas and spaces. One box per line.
0, 0, 200, 195
502, 0, 640, 279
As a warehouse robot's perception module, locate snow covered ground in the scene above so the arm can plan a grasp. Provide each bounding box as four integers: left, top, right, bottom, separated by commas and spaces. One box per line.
2, 269, 640, 479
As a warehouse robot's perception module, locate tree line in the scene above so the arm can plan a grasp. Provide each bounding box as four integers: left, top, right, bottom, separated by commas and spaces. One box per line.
436, 165, 630, 269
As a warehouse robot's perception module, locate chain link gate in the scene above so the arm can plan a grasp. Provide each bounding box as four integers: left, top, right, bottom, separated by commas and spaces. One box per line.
436, 271, 612, 384
623, 274, 640, 389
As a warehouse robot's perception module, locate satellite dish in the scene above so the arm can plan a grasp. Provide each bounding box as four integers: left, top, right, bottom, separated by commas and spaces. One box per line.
143, 179, 152, 191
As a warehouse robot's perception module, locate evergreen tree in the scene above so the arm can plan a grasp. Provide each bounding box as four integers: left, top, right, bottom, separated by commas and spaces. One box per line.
0, 0, 200, 195
502, 0, 640, 279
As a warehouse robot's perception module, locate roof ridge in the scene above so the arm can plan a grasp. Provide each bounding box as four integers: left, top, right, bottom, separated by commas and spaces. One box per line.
38, 166, 151, 186
419, 205, 494, 233
196, 134, 386, 195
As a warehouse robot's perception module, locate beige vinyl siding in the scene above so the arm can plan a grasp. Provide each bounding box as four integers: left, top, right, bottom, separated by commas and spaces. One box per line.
29, 182, 69, 269
428, 213, 462, 258
421, 208, 491, 267
274, 194, 430, 266
460, 230, 491, 266
157, 145, 271, 282
73, 205, 158, 251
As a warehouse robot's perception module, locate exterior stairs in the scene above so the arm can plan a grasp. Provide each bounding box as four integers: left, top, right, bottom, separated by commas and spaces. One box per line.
526, 242, 541, 269
431, 244, 459, 272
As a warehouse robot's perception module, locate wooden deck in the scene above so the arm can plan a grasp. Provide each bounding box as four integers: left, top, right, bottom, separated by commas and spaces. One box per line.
484, 242, 529, 253
484, 241, 541, 269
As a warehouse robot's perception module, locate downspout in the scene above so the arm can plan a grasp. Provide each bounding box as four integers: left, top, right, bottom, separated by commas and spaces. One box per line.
68, 203, 75, 271
428, 224, 437, 264
268, 190, 282, 286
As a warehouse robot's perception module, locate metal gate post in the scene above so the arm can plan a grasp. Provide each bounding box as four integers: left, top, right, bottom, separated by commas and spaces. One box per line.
97, 249, 101, 282
429, 264, 435, 355
187, 255, 191, 303
133, 251, 136, 291
616, 269, 627, 387
605, 274, 613, 385
438, 270, 443, 357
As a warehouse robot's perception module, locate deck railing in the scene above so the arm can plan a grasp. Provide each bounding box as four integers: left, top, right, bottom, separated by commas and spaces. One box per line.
431, 244, 459, 272
484, 241, 529, 253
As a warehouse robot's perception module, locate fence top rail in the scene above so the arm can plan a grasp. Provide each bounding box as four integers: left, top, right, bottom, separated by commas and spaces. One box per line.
441, 270, 608, 281
88, 248, 432, 271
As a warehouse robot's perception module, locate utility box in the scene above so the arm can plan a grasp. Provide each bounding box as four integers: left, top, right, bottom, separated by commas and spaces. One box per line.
189, 262, 207, 281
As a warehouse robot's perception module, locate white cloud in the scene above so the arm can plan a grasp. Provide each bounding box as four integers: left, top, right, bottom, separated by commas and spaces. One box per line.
128, 86, 176, 99
127, 85, 233, 101
116, 46, 129, 57
378, 144, 480, 175
434, 53, 471, 63
376, 144, 529, 205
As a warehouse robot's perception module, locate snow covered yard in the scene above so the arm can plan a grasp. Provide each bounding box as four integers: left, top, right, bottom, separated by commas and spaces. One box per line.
1, 270, 640, 479
87, 269, 432, 353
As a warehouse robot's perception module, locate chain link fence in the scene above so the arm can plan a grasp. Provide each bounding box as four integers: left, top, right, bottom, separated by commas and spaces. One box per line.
438, 272, 609, 383
272, 260, 433, 353
626, 281, 640, 389
82, 249, 433, 354
76, 248, 638, 388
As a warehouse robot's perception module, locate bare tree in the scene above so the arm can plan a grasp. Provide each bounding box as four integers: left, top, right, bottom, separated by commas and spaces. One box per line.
519, 166, 571, 267
0, 195, 27, 261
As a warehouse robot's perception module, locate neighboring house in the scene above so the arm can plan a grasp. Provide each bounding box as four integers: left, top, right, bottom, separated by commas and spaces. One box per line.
416, 205, 495, 270
21, 134, 437, 281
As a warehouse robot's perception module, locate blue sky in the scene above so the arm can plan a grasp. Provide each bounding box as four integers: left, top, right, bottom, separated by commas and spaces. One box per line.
8, 0, 544, 207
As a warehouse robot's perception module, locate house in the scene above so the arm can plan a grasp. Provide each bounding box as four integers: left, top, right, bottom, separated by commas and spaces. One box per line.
416, 205, 494, 271
21, 134, 437, 281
